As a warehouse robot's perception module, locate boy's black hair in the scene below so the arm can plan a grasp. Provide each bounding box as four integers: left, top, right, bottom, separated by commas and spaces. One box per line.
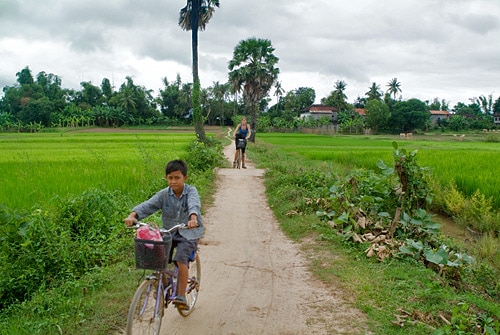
166, 159, 188, 176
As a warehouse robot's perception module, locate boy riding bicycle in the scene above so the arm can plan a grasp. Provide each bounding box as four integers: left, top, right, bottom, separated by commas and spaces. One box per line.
124, 159, 204, 310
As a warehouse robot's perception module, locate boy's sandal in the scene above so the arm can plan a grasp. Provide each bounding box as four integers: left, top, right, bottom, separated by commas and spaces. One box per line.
172, 295, 189, 310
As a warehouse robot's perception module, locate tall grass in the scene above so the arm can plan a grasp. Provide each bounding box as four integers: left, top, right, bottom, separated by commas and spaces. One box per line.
257, 133, 500, 209
0, 132, 196, 210
249, 136, 499, 334
0, 130, 224, 334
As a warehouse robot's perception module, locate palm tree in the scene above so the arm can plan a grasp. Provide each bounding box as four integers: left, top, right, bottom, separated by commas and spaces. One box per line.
333, 80, 348, 110
386, 78, 402, 100
179, 0, 220, 142
365, 82, 382, 101
273, 81, 284, 106
211, 81, 229, 126
228, 37, 280, 141
322, 80, 348, 111
476, 94, 493, 115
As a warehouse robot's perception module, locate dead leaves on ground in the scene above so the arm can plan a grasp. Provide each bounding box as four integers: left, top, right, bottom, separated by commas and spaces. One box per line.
352, 208, 403, 262
392, 308, 436, 329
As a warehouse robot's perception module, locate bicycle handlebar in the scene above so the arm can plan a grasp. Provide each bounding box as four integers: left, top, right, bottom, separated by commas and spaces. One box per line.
127, 222, 186, 235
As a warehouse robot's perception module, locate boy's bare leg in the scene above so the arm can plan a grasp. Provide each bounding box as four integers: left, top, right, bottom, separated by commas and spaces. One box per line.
177, 262, 188, 300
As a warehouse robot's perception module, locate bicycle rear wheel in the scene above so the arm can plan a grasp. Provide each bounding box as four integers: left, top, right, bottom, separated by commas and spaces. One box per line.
177, 253, 201, 317
126, 278, 164, 335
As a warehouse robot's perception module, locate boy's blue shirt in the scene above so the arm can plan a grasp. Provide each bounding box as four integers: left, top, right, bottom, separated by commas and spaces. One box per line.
132, 183, 204, 240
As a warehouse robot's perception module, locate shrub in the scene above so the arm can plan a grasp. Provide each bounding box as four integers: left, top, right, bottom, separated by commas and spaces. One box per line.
443, 182, 467, 217
185, 137, 225, 172
0, 189, 128, 309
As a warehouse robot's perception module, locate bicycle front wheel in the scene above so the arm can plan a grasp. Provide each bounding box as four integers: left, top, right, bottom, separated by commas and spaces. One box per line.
126, 277, 164, 335
236, 149, 242, 169
177, 253, 201, 317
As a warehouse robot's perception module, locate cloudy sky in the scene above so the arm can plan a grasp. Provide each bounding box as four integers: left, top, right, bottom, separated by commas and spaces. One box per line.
1, 0, 499, 107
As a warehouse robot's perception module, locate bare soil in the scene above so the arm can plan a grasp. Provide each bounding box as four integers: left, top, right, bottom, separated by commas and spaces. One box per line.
159, 142, 370, 334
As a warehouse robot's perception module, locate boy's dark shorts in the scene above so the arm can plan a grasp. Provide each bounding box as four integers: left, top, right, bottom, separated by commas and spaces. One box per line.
168, 231, 198, 265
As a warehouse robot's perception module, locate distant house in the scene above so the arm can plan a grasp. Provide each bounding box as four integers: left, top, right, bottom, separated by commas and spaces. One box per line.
300, 105, 338, 123
354, 108, 366, 117
430, 110, 451, 124
494, 113, 500, 125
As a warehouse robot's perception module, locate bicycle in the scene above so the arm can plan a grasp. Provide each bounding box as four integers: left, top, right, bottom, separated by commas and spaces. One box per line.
126, 222, 201, 335
234, 138, 246, 169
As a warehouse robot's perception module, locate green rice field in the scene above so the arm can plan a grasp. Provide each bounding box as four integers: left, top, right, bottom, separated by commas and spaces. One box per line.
0, 131, 196, 210
2, 131, 499, 211
257, 133, 500, 209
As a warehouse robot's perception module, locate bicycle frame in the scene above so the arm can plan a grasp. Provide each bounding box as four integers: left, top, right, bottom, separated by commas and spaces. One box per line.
126, 222, 201, 334
140, 267, 177, 317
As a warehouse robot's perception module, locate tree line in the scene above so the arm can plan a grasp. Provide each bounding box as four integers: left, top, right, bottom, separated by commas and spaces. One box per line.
1, 65, 498, 134
1, 0, 498, 135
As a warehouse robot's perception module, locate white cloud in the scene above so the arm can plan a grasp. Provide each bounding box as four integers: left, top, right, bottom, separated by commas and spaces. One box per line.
1, 0, 499, 108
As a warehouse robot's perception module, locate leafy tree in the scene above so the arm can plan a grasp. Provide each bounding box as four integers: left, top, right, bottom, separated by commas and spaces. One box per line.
448, 115, 468, 131
441, 99, 450, 111
110, 76, 158, 123
77, 81, 103, 109
451, 101, 493, 130
158, 75, 187, 120
228, 37, 280, 141
427, 97, 441, 111
1, 85, 23, 118
365, 82, 383, 101
36, 72, 63, 100
453, 102, 482, 117
493, 96, 500, 115
1, 67, 67, 127
267, 86, 314, 122
272, 87, 315, 119
16, 67, 34, 86
386, 78, 402, 100
101, 78, 113, 102
427, 98, 450, 112
353, 96, 366, 108
390, 98, 430, 133
179, 0, 220, 142
293, 87, 316, 112
267, 91, 299, 125
365, 99, 390, 134
18, 96, 53, 127
210, 81, 230, 125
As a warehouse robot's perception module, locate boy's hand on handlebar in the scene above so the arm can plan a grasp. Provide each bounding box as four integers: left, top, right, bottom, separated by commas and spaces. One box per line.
125, 214, 137, 227
187, 218, 198, 229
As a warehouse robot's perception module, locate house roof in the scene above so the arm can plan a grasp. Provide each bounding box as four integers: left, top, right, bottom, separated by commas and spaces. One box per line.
430, 110, 450, 116
354, 108, 366, 116
303, 104, 337, 113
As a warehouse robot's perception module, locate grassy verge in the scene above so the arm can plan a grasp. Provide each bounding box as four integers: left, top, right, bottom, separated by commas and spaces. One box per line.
248, 136, 499, 335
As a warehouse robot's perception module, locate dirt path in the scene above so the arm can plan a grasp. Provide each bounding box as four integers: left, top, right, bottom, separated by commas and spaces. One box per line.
159, 141, 369, 334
